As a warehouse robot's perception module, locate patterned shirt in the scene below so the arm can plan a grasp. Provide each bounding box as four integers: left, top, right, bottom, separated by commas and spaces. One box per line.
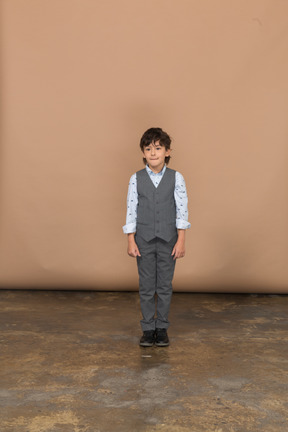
123, 164, 191, 234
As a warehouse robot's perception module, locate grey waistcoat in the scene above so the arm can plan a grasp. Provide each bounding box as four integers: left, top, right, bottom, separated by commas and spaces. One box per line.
136, 167, 177, 242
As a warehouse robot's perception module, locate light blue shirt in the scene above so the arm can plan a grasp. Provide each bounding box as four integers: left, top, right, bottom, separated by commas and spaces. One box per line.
123, 165, 191, 234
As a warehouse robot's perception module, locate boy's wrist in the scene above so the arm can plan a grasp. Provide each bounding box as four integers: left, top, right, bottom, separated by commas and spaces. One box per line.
128, 233, 136, 242
177, 229, 185, 244
176, 239, 185, 247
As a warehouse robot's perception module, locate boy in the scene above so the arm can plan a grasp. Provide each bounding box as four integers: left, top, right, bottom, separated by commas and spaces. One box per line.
123, 128, 190, 347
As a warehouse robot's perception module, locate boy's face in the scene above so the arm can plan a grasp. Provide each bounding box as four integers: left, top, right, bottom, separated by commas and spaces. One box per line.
142, 140, 171, 173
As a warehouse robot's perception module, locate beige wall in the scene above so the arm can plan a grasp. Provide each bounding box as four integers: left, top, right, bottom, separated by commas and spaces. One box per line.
1, 0, 288, 291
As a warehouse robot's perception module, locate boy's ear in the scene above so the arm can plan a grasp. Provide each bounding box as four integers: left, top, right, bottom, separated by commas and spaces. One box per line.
166, 148, 172, 156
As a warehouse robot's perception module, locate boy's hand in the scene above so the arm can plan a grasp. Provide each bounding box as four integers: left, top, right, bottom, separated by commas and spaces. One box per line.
171, 229, 186, 260
127, 234, 141, 258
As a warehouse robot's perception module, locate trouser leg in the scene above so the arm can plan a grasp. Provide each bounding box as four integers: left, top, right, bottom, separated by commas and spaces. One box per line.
155, 235, 177, 329
136, 236, 157, 331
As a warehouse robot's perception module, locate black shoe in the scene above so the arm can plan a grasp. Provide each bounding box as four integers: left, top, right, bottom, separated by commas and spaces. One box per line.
139, 330, 155, 347
155, 328, 169, 347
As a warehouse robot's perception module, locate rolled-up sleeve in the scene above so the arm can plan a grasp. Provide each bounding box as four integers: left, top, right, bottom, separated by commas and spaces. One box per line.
122, 174, 138, 234
175, 172, 191, 230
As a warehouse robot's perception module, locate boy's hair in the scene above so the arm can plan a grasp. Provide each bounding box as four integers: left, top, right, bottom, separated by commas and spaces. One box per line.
140, 127, 172, 165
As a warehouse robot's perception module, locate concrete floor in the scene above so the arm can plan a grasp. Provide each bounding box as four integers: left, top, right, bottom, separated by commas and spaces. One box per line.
0, 290, 288, 432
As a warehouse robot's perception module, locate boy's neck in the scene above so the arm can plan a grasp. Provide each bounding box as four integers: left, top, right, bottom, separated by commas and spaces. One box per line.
147, 163, 165, 174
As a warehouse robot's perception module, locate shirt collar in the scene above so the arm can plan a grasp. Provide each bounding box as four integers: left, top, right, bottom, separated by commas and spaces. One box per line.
146, 164, 166, 176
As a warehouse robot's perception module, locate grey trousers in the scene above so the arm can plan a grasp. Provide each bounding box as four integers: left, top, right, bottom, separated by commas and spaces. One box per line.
135, 234, 177, 331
